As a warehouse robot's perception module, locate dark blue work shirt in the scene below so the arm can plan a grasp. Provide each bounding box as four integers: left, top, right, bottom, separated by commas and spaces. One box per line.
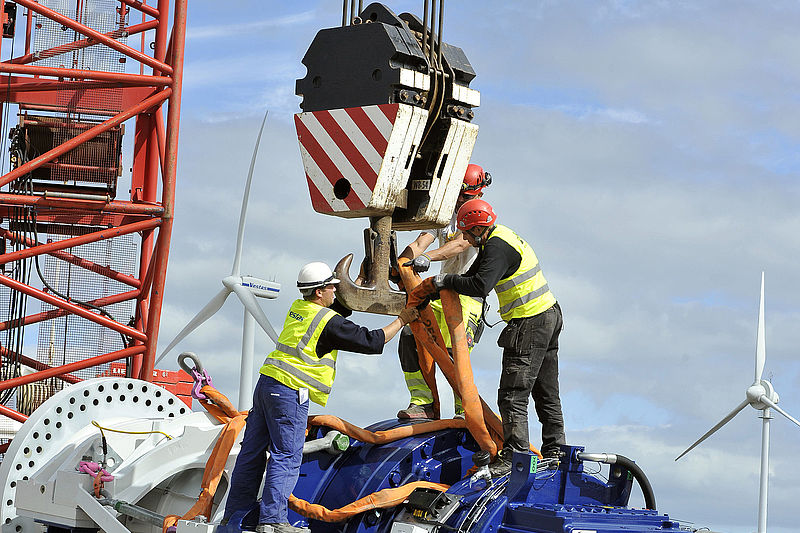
314, 298, 385, 356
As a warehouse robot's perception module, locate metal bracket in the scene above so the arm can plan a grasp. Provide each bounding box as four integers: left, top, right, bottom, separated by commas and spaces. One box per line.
75, 484, 130, 533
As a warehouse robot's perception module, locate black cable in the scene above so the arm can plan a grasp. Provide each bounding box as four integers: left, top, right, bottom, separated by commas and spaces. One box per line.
1, 139, 33, 406
577, 453, 657, 511
15, 131, 131, 351
0, 34, 20, 407
31, 229, 130, 350
0, 22, 16, 175
456, 477, 508, 533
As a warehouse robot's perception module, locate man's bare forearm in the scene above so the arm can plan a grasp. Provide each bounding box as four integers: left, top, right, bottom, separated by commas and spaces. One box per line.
425, 233, 470, 262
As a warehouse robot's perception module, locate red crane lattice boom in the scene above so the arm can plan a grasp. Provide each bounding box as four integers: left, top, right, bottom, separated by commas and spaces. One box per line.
0, 0, 187, 425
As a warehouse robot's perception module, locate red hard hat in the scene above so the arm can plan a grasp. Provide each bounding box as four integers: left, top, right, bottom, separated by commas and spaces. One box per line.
457, 198, 497, 231
461, 164, 492, 196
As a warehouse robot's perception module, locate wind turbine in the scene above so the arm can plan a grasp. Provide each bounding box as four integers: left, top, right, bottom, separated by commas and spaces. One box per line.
676, 272, 800, 533
156, 110, 281, 410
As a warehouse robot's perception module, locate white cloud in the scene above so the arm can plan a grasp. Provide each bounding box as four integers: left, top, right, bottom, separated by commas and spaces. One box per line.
186, 11, 317, 40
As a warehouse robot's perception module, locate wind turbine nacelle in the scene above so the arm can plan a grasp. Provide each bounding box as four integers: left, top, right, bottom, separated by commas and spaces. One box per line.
241, 276, 280, 299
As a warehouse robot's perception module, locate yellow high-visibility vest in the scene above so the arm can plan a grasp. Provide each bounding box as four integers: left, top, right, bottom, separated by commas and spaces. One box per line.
261, 299, 338, 406
431, 295, 483, 349
487, 225, 556, 322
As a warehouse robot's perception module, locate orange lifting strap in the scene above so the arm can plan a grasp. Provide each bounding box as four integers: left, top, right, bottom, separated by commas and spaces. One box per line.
401, 265, 542, 460
163, 385, 248, 532
307, 414, 466, 443
401, 265, 504, 457
289, 481, 449, 522
162, 388, 459, 530
161, 263, 543, 532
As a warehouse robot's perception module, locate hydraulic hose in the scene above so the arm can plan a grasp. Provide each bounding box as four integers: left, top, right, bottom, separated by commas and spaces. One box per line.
97, 498, 166, 527
576, 452, 656, 510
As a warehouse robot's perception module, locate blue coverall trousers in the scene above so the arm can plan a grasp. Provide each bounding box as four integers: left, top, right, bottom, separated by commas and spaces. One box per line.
224, 374, 309, 524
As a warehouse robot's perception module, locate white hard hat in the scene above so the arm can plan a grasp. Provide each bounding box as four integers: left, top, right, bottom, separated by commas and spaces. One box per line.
297, 262, 340, 291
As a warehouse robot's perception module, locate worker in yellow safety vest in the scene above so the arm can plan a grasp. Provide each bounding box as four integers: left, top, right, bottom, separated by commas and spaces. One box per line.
395, 164, 492, 420
223, 262, 418, 533
416, 198, 566, 477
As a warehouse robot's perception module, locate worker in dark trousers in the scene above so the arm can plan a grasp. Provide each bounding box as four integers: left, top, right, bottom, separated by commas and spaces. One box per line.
414, 198, 565, 476
222, 262, 418, 533
396, 164, 491, 420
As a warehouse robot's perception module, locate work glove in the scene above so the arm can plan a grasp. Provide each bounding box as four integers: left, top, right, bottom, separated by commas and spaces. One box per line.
409, 278, 436, 310
410, 274, 452, 308
398, 307, 419, 325
432, 273, 451, 290
403, 254, 431, 273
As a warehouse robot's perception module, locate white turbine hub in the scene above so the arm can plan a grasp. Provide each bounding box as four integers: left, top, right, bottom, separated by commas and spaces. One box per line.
747, 380, 777, 410
222, 275, 241, 290
0, 378, 187, 531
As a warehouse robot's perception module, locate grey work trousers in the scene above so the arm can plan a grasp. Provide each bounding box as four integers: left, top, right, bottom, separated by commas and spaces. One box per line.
497, 302, 565, 457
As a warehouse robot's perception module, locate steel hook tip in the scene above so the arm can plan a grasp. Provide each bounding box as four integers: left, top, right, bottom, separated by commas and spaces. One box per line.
334, 253, 407, 316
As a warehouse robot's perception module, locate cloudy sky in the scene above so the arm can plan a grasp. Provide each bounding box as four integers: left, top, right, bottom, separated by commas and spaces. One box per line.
149, 2, 800, 532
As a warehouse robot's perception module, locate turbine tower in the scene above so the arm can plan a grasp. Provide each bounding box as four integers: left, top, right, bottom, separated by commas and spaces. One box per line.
157, 111, 281, 410
676, 272, 800, 533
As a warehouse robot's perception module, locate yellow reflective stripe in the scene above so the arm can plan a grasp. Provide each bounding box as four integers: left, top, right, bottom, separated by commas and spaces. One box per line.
411, 392, 434, 404
264, 357, 332, 394
498, 283, 551, 316
405, 378, 430, 389
298, 308, 332, 352
273, 307, 336, 368
404, 371, 433, 403
274, 342, 336, 368
495, 264, 541, 293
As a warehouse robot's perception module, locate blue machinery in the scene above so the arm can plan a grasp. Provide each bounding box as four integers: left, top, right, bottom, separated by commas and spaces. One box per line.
223, 420, 681, 533
3, 379, 690, 533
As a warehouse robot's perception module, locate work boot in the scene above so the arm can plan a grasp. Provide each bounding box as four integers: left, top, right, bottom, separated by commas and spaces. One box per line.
257, 523, 310, 533
487, 449, 512, 477
397, 403, 436, 419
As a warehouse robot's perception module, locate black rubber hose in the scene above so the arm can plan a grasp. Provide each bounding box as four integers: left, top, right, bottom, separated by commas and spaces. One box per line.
614, 454, 656, 510
576, 452, 656, 510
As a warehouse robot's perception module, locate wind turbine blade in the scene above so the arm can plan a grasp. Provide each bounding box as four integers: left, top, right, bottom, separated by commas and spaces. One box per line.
231, 282, 280, 344
760, 396, 800, 429
675, 398, 750, 461
231, 109, 269, 277
755, 271, 766, 383
155, 287, 232, 365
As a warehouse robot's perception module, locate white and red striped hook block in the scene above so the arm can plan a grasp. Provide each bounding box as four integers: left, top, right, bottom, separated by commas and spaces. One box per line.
295, 102, 427, 219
